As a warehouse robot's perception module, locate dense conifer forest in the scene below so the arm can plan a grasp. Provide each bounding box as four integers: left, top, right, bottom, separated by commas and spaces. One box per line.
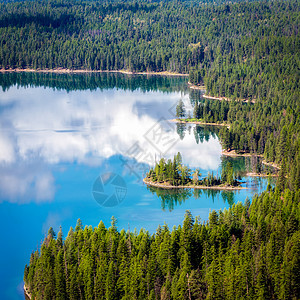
6, 0, 297, 297
1, 0, 299, 189
24, 189, 300, 299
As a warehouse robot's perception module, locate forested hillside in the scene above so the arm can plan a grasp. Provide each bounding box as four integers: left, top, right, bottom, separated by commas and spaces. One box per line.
24, 189, 300, 299
15, 0, 300, 297
1, 0, 299, 190
1, 0, 298, 76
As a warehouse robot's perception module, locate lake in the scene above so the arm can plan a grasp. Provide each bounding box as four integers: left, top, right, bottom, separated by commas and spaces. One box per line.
0, 72, 273, 300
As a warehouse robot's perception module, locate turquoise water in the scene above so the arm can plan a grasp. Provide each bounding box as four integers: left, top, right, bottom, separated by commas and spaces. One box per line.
0, 73, 271, 299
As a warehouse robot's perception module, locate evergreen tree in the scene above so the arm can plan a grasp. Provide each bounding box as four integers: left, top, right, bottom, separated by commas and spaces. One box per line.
176, 99, 185, 119
24, 189, 300, 300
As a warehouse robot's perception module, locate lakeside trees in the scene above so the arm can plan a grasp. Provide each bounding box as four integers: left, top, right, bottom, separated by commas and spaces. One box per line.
176, 99, 186, 119
182, 94, 300, 191
24, 189, 300, 299
1, 0, 298, 78
145, 153, 238, 187
0, 0, 299, 190
12, 0, 299, 297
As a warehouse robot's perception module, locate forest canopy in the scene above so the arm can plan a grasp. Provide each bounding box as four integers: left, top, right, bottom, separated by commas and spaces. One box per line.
24, 189, 300, 299
1, 0, 299, 190
14, 0, 300, 298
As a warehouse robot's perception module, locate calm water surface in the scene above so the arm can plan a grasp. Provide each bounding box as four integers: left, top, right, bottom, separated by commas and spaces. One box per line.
0, 73, 271, 300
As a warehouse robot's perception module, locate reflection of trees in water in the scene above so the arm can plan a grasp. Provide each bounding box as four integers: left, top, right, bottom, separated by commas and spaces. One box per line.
0, 72, 189, 93
244, 155, 262, 174
195, 188, 235, 207
189, 89, 205, 103
176, 123, 186, 140
193, 125, 219, 144
221, 191, 234, 207
193, 188, 220, 203
175, 123, 219, 143
148, 186, 236, 211
147, 186, 192, 211
221, 156, 246, 178
222, 155, 278, 178
244, 156, 277, 175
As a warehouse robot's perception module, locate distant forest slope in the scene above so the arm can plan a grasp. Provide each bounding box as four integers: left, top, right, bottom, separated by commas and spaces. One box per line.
24, 189, 300, 299
0, 0, 299, 190
1, 0, 298, 77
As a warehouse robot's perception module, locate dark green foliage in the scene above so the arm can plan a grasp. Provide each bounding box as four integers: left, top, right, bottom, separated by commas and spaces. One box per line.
176, 99, 186, 118
15, 1, 300, 297
0, 71, 188, 93
24, 190, 300, 299
0, 0, 224, 73
145, 153, 239, 187
0, 0, 299, 190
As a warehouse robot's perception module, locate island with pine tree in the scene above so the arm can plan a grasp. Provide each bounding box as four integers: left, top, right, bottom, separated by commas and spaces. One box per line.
143, 152, 245, 190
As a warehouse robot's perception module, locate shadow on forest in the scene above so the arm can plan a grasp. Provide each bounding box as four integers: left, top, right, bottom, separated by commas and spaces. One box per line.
0, 13, 79, 30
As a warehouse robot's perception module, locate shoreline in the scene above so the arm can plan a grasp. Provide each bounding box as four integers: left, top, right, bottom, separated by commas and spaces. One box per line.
187, 82, 206, 90
170, 118, 229, 128
203, 94, 255, 104
246, 172, 278, 177
262, 160, 280, 170
0, 68, 188, 77
24, 284, 31, 299
222, 149, 263, 157
143, 179, 247, 190
222, 150, 280, 169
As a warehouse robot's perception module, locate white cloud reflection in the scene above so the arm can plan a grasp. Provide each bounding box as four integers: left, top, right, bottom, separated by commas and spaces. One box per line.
0, 85, 221, 202
0, 163, 55, 203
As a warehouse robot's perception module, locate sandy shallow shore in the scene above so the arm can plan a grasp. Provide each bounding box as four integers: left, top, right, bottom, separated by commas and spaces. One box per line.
170, 119, 229, 127
0, 68, 189, 76
143, 179, 247, 190
222, 149, 263, 157
24, 284, 31, 299
203, 94, 256, 103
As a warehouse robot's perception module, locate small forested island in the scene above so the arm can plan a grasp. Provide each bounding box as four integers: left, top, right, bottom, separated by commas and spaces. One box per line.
144, 152, 243, 190
0, 0, 299, 189
7, 0, 297, 297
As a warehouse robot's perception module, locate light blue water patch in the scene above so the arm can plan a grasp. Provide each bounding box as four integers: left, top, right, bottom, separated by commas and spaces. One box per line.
0, 73, 272, 300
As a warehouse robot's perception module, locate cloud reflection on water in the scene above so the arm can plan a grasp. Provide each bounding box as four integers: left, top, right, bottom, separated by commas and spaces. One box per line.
0, 86, 221, 202
0, 162, 55, 203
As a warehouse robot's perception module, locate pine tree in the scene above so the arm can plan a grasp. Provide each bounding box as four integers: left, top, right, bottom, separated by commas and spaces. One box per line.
193, 100, 199, 119
176, 99, 185, 118
54, 249, 66, 300
105, 261, 117, 299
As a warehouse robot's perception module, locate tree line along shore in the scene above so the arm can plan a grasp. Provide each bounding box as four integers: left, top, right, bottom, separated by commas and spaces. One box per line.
144, 152, 246, 190
24, 189, 300, 299
1, 0, 296, 297
0, 0, 299, 190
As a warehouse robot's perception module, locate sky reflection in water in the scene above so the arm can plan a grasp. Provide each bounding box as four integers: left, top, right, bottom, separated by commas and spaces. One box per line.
0, 84, 221, 204
0, 74, 270, 300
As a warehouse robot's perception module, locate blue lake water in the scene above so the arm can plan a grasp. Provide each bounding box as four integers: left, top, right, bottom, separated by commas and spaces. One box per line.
0, 73, 272, 299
